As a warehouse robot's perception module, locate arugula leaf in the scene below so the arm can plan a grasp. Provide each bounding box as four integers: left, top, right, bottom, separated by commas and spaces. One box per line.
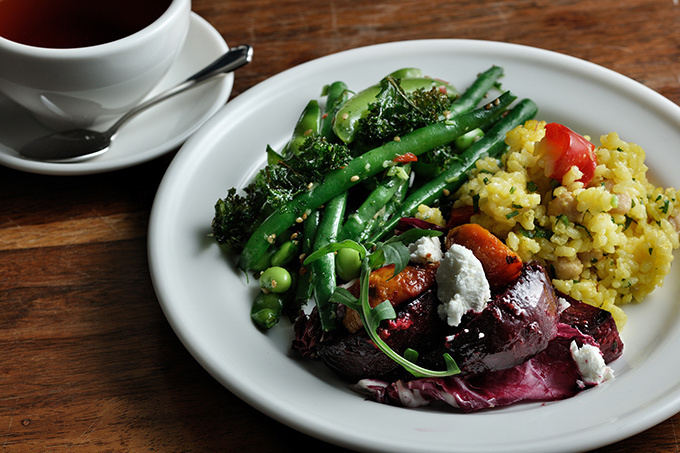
370, 241, 409, 275
383, 227, 442, 246
404, 348, 419, 363
304, 239, 367, 264
330, 287, 362, 312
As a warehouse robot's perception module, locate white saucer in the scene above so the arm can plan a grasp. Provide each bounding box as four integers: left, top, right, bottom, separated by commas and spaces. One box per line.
0, 13, 232, 176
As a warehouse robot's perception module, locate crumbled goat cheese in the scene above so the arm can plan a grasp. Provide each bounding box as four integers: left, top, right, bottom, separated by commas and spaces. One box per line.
570, 341, 615, 386
408, 236, 443, 265
436, 244, 491, 326
557, 297, 571, 314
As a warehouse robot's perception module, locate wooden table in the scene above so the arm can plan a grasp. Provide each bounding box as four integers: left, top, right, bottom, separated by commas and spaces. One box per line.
2, 0, 679, 451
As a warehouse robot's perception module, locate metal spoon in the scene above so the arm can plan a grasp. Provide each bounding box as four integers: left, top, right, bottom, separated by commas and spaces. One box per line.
19, 44, 253, 163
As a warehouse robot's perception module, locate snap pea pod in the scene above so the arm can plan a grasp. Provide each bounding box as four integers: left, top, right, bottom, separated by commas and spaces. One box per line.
249, 247, 275, 272
448, 65, 504, 117
310, 192, 347, 331
368, 98, 538, 243
284, 99, 321, 156
266, 145, 284, 166
387, 68, 423, 79
454, 127, 485, 150
320, 81, 350, 140
364, 175, 409, 241
333, 77, 459, 144
269, 239, 299, 267
237, 90, 517, 271
338, 166, 408, 242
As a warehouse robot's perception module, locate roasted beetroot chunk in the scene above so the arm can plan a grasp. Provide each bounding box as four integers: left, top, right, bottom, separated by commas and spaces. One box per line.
558, 293, 623, 363
442, 262, 560, 375
293, 289, 446, 382
321, 289, 446, 382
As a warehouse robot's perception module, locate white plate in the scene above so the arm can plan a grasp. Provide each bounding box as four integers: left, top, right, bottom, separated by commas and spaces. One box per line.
0, 13, 232, 175
148, 40, 680, 452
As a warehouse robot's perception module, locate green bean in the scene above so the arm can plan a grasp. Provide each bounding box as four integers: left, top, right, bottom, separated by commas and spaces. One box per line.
237, 90, 516, 271
284, 99, 321, 156
320, 81, 349, 140
278, 82, 350, 320
448, 66, 504, 117
288, 209, 321, 319
310, 192, 347, 331
338, 166, 408, 242
369, 98, 538, 243
333, 77, 459, 144
300, 209, 321, 258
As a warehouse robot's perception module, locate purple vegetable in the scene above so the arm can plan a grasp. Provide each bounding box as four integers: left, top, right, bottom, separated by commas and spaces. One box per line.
394, 217, 447, 235
356, 323, 602, 412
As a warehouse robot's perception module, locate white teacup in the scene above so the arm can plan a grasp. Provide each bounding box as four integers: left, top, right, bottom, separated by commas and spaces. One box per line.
0, 0, 191, 130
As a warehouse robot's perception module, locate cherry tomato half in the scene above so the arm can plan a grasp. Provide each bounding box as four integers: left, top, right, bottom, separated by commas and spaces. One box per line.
537, 123, 597, 186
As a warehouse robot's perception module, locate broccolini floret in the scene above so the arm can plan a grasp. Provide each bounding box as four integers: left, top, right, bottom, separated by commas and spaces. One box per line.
211, 135, 352, 252
354, 75, 454, 148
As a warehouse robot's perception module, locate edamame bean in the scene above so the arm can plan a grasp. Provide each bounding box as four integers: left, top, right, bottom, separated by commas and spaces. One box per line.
260, 266, 292, 293
335, 247, 362, 281
251, 292, 284, 329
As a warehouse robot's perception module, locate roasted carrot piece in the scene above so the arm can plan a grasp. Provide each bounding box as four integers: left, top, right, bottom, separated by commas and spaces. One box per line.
343, 264, 437, 332
365, 264, 437, 308
445, 223, 522, 290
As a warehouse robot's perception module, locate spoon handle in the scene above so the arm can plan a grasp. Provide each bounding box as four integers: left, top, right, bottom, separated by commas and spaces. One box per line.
187, 44, 254, 83
107, 44, 254, 137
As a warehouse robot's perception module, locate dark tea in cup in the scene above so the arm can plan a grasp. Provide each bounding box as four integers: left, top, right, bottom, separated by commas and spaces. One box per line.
0, 0, 171, 48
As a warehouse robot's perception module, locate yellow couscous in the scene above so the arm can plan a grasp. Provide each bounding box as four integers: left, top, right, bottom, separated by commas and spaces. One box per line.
451, 120, 680, 328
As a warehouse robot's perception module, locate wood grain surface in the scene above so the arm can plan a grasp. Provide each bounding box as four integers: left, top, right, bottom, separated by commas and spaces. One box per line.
2, 0, 680, 451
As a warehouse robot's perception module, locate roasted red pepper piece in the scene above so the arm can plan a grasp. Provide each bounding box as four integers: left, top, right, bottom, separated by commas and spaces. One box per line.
393, 152, 418, 163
